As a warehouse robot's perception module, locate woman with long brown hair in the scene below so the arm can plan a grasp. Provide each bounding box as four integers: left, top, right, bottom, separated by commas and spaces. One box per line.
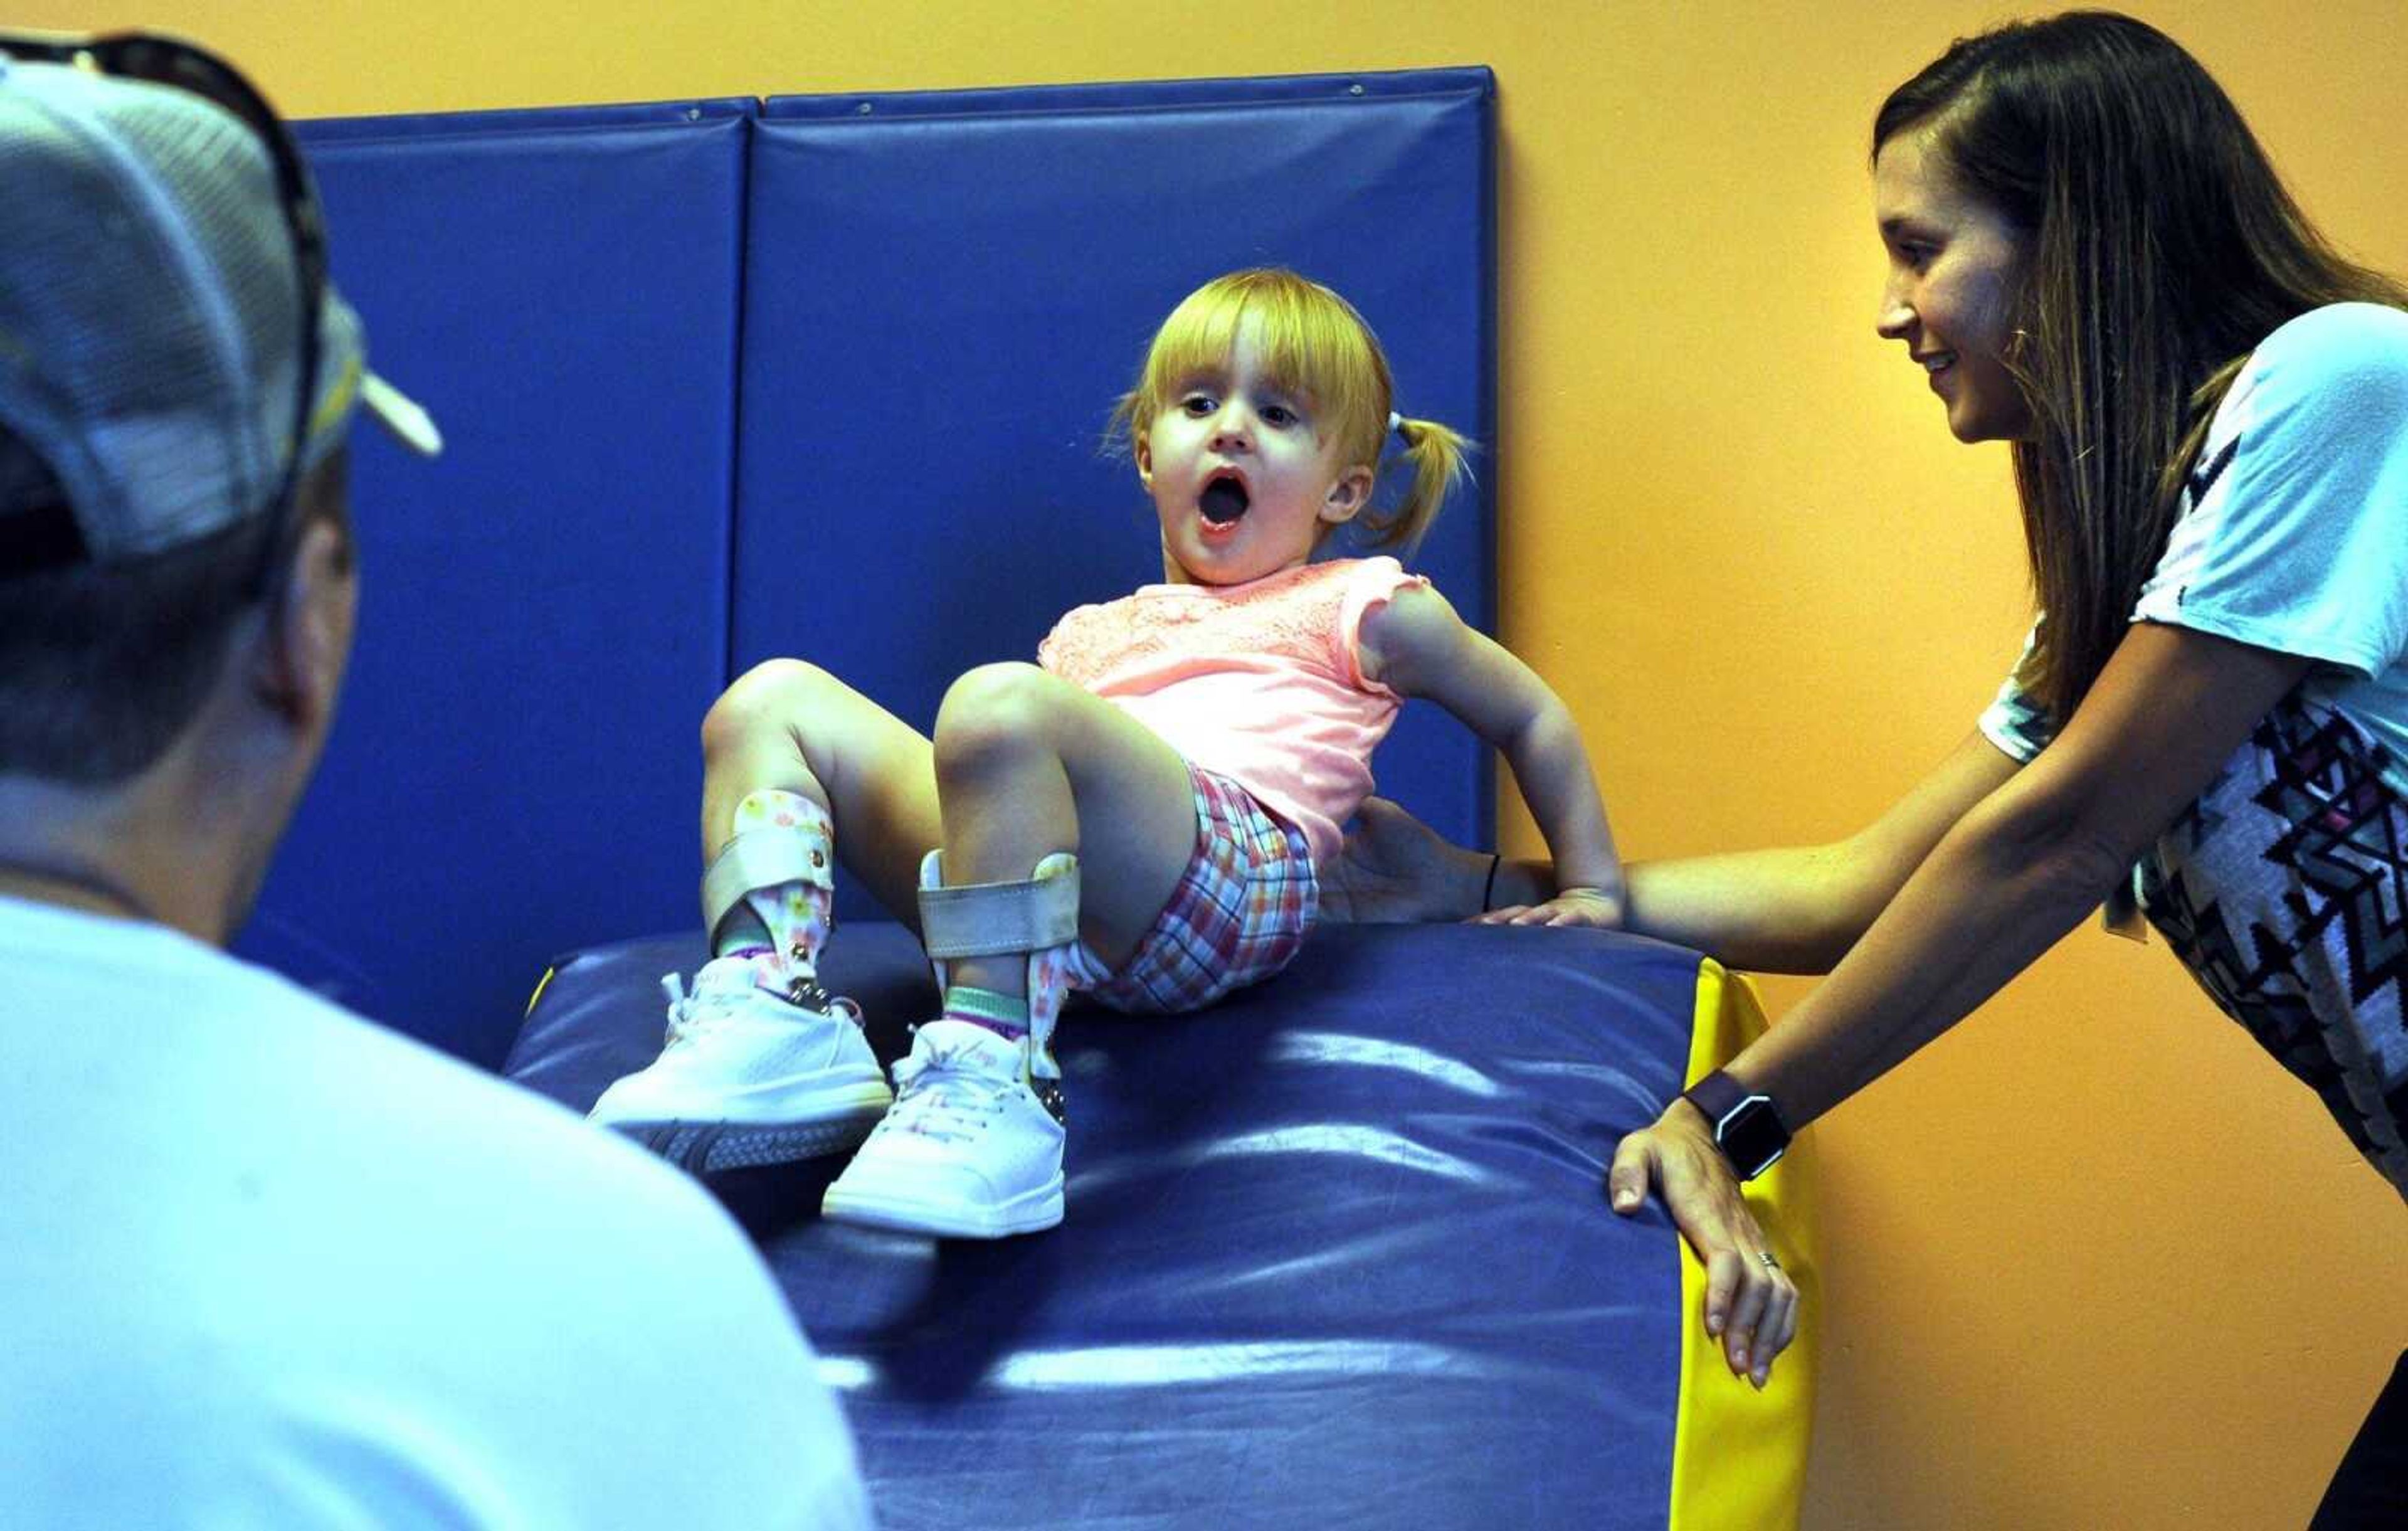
1333, 12, 2406, 1520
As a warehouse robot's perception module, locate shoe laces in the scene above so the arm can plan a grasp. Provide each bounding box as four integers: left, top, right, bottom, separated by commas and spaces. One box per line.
658, 961, 862, 1047
882, 1032, 1020, 1144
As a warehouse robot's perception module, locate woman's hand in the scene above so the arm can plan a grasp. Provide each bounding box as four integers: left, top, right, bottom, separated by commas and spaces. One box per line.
1474, 884, 1623, 928
1323, 797, 1491, 923
1609, 1101, 1799, 1389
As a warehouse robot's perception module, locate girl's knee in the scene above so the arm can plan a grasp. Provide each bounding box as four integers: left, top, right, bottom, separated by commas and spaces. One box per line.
703, 658, 838, 755
934, 662, 1062, 766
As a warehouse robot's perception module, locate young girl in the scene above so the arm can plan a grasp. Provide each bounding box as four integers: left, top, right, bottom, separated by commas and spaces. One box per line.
591, 268, 1625, 1238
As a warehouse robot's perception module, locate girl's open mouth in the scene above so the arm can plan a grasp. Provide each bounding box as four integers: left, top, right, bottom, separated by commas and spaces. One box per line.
1199, 473, 1250, 526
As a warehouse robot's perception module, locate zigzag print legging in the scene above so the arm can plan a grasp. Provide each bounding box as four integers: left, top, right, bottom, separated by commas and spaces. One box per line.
2139, 693, 2408, 1197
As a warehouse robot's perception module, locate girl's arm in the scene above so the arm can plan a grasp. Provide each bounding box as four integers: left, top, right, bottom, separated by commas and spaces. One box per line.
1358, 585, 1624, 924
1632, 620, 2311, 1387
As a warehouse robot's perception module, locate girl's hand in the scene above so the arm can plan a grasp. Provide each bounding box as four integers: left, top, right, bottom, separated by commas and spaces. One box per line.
1472, 884, 1624, 928
1608, 1103, 1799, 1389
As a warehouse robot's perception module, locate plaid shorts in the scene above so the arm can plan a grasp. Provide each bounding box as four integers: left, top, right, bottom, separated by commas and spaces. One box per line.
1067, 762, 1318, 1015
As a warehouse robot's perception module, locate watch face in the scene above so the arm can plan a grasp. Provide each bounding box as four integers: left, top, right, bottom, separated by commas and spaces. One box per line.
1686, 1072, 1790, 1180
1717, 1095, 1788, 1180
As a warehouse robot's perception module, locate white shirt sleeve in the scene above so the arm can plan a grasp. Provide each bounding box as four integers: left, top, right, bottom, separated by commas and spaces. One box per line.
2132, 303, 2408, 679
1975, 622, 2053, 764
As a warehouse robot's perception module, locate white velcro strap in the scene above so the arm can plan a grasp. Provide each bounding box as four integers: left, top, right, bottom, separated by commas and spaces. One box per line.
917, 866, 1080, 958
701, 826, 833, 937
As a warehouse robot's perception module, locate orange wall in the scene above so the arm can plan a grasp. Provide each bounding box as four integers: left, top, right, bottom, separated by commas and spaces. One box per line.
28, 3, 2404, 1525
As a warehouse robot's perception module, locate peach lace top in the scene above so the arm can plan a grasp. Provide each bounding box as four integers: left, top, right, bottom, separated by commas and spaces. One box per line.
1037, 556, 1427, 866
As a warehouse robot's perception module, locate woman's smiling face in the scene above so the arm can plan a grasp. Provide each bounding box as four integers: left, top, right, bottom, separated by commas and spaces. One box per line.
1873, 130, 2036, 444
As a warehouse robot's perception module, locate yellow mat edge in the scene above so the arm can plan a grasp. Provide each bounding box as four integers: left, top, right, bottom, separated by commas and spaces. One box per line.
1666, 958, 1819, 1531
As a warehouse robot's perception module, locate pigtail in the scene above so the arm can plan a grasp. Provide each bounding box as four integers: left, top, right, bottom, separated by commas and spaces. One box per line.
1102, 383, 1149, 462
1360, 414, 1475, 555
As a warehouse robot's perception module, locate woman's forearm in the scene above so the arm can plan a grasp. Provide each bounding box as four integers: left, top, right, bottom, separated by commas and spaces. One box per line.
1503, 730, 2023, 968
1718, 792, 2123, 1127
1723, 629, 2310, 1125
1622, 844, 1893, 973
1487, 842, 1886, 973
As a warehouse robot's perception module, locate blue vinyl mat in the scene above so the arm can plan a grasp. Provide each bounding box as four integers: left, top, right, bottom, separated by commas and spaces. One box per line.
510, 919, 1694, 1530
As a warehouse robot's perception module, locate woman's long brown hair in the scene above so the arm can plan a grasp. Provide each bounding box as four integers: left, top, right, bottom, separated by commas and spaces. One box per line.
1875, 10, 2408, 720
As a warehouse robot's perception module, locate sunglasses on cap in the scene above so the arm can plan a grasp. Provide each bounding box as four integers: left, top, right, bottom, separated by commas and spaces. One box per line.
0, 29, 327, 595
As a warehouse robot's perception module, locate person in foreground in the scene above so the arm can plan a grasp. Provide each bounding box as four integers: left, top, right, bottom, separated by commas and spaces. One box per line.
0, 34, 868, 1527
1328, 12, 2404, 1521
591, 267, 1627, 1239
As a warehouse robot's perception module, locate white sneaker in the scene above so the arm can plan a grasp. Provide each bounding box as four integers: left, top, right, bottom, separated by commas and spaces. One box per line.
588, 954, 892, 1174
820, 1019, 1066, 1238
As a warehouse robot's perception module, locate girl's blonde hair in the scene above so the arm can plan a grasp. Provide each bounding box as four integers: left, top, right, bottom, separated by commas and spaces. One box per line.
1109, 268, 1474, 555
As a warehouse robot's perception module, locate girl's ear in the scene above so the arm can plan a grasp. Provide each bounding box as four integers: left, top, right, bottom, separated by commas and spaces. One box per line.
1319, 465, 1375, 525
1134, 432, 1153, 490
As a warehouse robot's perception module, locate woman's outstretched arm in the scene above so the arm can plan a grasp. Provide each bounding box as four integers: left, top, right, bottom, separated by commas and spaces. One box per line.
1327, 728, 2019, 975
1623, 623, 2311, 1386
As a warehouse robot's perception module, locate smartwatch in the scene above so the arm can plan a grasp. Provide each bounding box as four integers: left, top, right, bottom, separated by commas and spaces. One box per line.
1681, 1069, 1790, 1180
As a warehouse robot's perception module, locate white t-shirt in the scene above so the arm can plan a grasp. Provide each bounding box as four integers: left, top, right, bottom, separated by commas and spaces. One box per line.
0, 895, 870, 1530
1980, 302, 2408, 778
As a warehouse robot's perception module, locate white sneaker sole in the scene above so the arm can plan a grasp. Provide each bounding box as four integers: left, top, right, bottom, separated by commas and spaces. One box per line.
820, 1174, 1065, 1239
597, 1078, 894, 1175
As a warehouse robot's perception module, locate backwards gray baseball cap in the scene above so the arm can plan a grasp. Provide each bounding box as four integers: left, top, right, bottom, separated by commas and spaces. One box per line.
0, 49, 439, 566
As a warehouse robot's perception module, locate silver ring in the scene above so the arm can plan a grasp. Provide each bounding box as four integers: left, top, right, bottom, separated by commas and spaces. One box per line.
1756, 1250, 1780, 1271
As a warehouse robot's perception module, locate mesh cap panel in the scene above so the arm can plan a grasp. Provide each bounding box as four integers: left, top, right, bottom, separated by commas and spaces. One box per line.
0, 54, 419, 565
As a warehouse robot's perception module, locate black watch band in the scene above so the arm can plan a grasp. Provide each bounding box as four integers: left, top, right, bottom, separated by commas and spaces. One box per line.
1681, 1068, 1790, 1180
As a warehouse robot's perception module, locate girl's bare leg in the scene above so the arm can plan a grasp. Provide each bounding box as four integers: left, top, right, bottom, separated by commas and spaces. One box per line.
590, 658, 939, 1172
699, 659, 943, 931
926, 662, 1198, 995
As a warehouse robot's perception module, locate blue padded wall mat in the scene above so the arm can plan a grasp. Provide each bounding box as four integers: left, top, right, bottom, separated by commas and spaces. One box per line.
233, 101, 757, 1065
764, 65, 1494, 119
295, 97, 754, 143
738, 68, 1496, 921
507, 921, 1692, 1530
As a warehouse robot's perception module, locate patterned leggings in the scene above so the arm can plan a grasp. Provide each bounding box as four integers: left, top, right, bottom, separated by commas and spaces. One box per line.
2138, 692, 2408, 1197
